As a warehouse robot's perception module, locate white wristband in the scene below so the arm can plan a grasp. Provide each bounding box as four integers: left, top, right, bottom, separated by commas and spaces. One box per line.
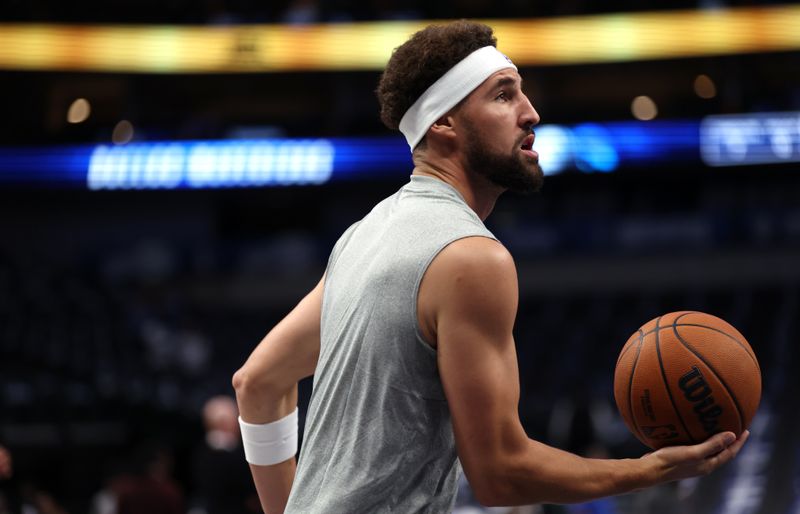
239, 408, 298, 466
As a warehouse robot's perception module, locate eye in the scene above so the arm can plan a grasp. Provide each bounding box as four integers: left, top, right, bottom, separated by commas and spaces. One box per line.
495, 91, 508, 102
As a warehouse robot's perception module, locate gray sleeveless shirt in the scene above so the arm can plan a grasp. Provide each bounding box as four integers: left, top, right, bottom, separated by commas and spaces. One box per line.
285, 175, 496, 513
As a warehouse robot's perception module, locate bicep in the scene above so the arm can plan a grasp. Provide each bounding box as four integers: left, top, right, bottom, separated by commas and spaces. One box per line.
427, 239, 528, 490
438, 311, 524, 479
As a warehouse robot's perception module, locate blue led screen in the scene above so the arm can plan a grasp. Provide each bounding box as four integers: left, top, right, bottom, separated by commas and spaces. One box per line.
0, 114, 795, 189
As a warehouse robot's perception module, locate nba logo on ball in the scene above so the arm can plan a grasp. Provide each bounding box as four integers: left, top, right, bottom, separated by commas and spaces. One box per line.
641, 425, 679, 441
613, 311, 761, 450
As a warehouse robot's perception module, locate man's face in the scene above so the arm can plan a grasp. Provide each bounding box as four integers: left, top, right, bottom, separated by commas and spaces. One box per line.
457, 69, 544, 194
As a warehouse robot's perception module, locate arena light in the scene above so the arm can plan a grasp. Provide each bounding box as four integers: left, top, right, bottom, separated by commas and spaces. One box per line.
0, 5, 798, 73
572, 124, 620, 172
532, 125, 572, 175
700, 111, 800, 167
67, 98, 91, 124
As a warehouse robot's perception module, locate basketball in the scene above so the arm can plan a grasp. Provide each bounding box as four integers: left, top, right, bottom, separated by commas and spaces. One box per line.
613, 311, 761, 450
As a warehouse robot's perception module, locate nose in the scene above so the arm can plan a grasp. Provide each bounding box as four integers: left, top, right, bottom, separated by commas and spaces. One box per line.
519, 94, 540, 131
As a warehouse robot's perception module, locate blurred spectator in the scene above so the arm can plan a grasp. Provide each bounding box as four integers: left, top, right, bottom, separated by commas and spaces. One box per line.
20, 484, 68, 514
0, 447, 11, 480
0, 446, 14, 514
0, 445, 70, 514
189, 395, 259, 514
92, 443, 184, 514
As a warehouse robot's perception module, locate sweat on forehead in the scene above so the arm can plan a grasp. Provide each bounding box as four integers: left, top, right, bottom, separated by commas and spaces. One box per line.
399, 46, 517, 152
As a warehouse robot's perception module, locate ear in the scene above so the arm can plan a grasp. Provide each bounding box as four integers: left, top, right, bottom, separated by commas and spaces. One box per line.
428, 114, 457, 142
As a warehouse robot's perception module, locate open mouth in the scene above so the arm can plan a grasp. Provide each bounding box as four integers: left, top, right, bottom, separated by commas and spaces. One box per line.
519, 133, 539, 162
520, 133, 535, 151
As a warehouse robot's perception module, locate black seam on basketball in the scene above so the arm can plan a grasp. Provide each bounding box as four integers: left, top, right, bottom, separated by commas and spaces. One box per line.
670, 320, 746, 434
673, 312, 697, 324
656, 315, 694, 444
673, 311, 755, 363
668, 323, 759, 373
627, 329, 647, 444
616, 329, 643, 367
640, 323, 759, 374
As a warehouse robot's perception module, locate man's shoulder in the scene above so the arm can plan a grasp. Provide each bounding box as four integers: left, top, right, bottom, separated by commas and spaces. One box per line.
440, 236, 513, 267
429, 236, 516, 287
418, 236, 518, 344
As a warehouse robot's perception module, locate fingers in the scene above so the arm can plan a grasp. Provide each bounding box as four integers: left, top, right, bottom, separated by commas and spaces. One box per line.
645, 430, 750, 482
703, 430, 750, 472
724, 430, 750, 457
691, 431, 737, 460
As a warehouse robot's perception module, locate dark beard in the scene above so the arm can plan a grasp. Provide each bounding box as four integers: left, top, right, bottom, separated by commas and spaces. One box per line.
464, 124, 544, 194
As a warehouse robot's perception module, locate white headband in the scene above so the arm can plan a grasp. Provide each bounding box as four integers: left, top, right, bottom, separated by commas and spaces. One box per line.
398, 46, 517, 152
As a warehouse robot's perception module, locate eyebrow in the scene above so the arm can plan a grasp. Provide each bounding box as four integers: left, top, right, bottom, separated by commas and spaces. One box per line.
494, 76, 522, 88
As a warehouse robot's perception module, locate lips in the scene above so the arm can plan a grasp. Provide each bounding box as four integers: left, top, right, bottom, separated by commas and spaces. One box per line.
520, 133, 535, 150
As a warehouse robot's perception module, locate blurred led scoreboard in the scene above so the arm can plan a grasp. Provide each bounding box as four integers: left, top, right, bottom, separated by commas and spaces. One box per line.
700, 111, 800, 167
1, 112, 798, 189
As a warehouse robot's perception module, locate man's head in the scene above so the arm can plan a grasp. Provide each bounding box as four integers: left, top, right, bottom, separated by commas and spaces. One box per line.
202, 395, 240, 451
203, 395, 239, 434
376, 20, 496, 142
376, 21, 543, 194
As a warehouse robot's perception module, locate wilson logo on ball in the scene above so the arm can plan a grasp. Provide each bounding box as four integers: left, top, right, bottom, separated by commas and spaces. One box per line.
678, 366, 723, 434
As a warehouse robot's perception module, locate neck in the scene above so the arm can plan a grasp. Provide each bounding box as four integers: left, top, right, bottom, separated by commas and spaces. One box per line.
411, 157, 503, 221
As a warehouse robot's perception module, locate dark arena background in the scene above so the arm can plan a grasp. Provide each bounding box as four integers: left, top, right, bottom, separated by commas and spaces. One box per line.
1, 1, 799, 513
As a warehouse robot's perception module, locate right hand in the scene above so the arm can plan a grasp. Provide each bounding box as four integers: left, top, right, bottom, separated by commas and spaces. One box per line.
642, 430, 750, 483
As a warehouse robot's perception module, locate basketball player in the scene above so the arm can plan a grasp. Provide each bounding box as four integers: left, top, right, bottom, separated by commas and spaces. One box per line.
232, 20, 749, 513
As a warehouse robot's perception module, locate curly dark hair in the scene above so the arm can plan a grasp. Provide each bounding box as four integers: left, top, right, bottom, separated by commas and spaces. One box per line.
376, 20, 497, 134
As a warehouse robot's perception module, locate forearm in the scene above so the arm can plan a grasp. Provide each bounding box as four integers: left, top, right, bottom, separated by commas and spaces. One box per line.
231, 276, 322, 514
479, 439, 654, 506
234, 372, 298, 423
249, 456, 297, 514
234, 378, 299, 514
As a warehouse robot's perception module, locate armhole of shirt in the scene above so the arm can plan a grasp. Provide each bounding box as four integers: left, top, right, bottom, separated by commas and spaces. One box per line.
411, 232, 498, 355
324, 221, 362, 277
